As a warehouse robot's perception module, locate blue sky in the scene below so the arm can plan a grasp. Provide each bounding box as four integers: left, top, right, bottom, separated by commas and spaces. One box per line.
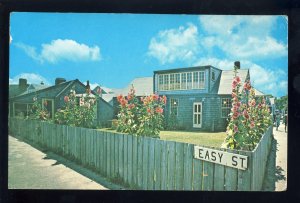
10, 13, 288, 97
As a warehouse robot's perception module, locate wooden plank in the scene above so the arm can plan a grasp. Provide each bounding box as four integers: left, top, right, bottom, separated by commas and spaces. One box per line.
154, 138, 161, 190
167, 141, 176, 190
137, 136, 143, 189
80, 128, 85, 165
123, 134, 128, 184
93, 130, 97, 168
213, 162, 225, 191
95, 131, 101, 172
142, 137, 149, 189
118, 134, 124, 181
237, 151, 252, 191
147, 138, 155, 190
224, 149, 238, 191
202, 161, 214, 191
127, 135, 133, 186
106, 132, 111, 177
110, 132, 115, 179
183, 144, 193, 190
193, 159, 203, 190
132, 136, 138, 187
175, 142, 184, 190
99, 131, 105, 174
160, 140, 167, 190
114, 133, 119, 179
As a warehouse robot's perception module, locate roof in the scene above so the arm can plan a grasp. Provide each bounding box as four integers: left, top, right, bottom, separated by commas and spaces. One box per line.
254, 88, 265, 96
19, 84, 50, 96
9, 84, 29, 98
217, 69, 249, 95
118, 77, 153, 96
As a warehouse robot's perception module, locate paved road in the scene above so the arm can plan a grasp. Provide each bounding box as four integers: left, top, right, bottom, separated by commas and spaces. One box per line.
263, 124, 287, 191
8, 135, 123, 190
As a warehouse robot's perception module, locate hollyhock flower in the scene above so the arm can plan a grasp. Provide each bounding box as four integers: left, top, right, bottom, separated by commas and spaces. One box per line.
250, 121, 255, 129
152, 94, 159, 101
232, 111, 239, 119
117, 95, 123, 103
162, 95, 167, 104
128, 104, 135, 109
249, 99, 256, 107
127, 94, 132, 101
64, 96, 69, 103
232, 80, 238, 89
147, 108, 151, 113
234, 125, 239, 133
155, 107, 164, 114
140, 97, 144, 102
243, 110, 249, 119
243, 81, 251, 91
235, 76, 241, 83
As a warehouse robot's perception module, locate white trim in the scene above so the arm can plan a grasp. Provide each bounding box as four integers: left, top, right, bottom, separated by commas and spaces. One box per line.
193, 102, 202, 128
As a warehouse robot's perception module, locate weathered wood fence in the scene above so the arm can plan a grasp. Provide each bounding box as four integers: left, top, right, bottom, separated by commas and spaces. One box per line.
8, 118, 273, 191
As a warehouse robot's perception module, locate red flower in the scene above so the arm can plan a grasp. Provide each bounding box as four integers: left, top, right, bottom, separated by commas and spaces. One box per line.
127, 94, 132, 101
117, 95, 123, 103
128, 103, 135, 109
152, 94, 159, 101
250, 121, 255, 129
160, 95, 167, 104
236, 76, 241, 83
147, 108, 151, 113
243, 81, 251, 91
155, 107, 164, 114
249, 99, 256, 107
64, 96, 69, 103
232, 111, 239, 119
243, 110, 249, 119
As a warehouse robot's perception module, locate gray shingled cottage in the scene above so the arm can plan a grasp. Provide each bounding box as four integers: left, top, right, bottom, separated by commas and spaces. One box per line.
9, 78, 114, 127
153, 61, 264, 132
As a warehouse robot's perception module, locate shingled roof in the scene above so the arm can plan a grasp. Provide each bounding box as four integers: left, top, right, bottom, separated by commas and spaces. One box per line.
217, 69, 249, 95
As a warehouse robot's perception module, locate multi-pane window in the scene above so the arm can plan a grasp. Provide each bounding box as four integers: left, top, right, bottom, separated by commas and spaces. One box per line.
221, 98, 232, 118
175, 73, 180, 89
163, 74, 169, 91
187, 72, 192, 89
157, 71, 205, 91
13, 103, 33, 118
199, 72, 205, 89
158, 75, 163, 91
181, 73, 187, 89
170, 98, 179, 116
193, 72, 199, 89
170, 74, 175, 90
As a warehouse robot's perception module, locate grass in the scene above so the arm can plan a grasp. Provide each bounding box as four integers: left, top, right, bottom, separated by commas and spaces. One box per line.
160, 131, 227, 148
97, 128, 227, 148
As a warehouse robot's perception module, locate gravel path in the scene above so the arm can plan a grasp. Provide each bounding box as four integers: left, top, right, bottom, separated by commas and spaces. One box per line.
8, 135, 124, 190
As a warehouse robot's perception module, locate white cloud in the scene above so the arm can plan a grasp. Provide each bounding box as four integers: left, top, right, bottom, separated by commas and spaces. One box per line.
198, 15, 287, 60
10, 73, 51, 85
194, 57, 287, 96
15, 39, 101, 64
147, 24, 199, 64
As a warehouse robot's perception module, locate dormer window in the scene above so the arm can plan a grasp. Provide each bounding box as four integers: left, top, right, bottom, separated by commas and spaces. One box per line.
212, 71, 215, 81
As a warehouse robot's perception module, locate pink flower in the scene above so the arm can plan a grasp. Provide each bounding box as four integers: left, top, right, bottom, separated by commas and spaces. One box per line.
64, 96, 69, 103
127, 94, 132, 101
232, 111, 239, 119
160, 95, 167, 104
243, 81, 251, 91
128, 104, 135, 109
152, 94, 159, 101
155, 107, 164, 114
147, 108, 151, 113
249, 99, 256, 107
234, 125, 239, 133
235, 76, 241, 83
243, 110, 249, 119
250, 121, 255, 129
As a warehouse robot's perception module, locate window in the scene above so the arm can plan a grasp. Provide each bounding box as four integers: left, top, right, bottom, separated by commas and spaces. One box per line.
199, 72, 205, 89
175, 73, 180, 89
181, 73, 187, 89
157, 71, 205, 91
13, 103, 33, 118
42, 98, 54, 119
221, 98, 232, 118
170, 74, 175, 90
158, 75, 163, 91
163, 74, 169, 90
170, 98, 179, 116
212, 71, 215, 81
193, 72, 199, 89
187, 72, 192, 89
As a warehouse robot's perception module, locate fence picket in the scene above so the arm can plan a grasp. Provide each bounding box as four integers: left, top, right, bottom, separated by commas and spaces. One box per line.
167, 141, 176, 190
132, 136, 138, 187
193, 158, 203, 190
175, 142, 184, 190
118, 134, 124, 181
110, 133, 115, 178
142, 137, 149, 189
147, 138, 155, 190
137, 136, 143, 189
123, 134, 128, 184
160, 141, 167, 190
237, 151, 252, 191
224, 149, 238, 191
183, 144, 193, 190
154, 139, 162, 190
202, 161, 214, 191
114, 133, 119, 179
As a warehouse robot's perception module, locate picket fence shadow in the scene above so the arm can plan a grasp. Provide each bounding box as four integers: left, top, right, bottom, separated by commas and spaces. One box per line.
9, 118, 273, 191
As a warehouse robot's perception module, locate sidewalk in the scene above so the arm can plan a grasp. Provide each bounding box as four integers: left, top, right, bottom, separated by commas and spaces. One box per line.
8, 135, 124, 190
262, 124, 287, 191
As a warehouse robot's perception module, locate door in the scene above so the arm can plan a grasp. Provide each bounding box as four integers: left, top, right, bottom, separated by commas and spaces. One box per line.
193, 102, 202, 128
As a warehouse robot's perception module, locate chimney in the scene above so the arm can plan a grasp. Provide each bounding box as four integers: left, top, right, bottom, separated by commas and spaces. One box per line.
234, 61, 240, 69
41, 81, 44, 85
55, 78, 66, 85
19, 78, 27, 89
86, 80, 91, 94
